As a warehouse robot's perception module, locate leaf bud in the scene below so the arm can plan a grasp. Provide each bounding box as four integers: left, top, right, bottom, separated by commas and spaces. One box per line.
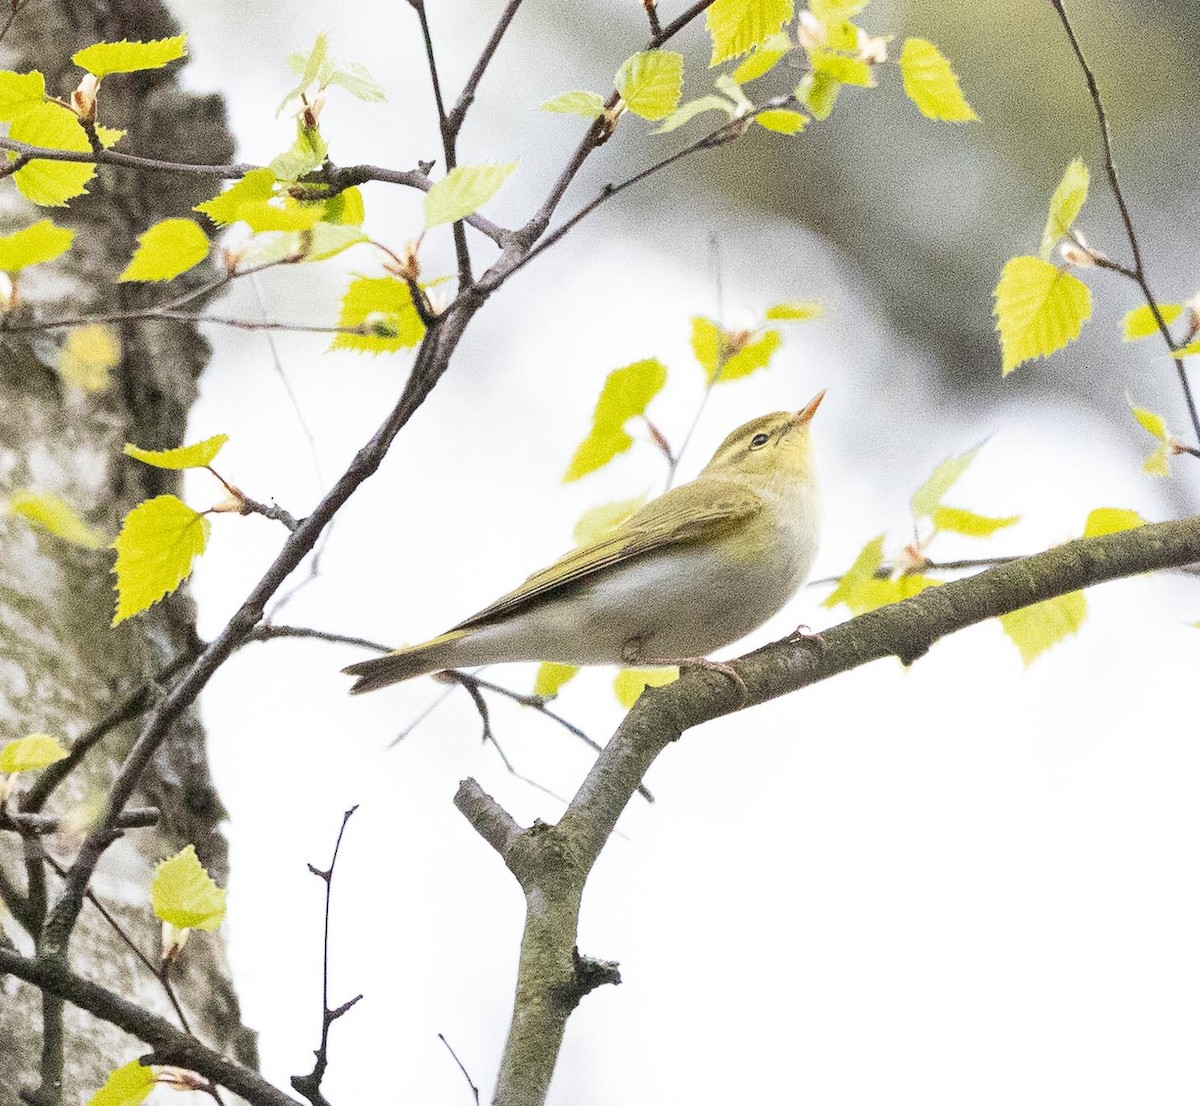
0, 272, 17, 313
858, 34, 889, 65
1059, 241, 1095, 269
71, 73, 99, 122
161, 920, 189, 964
798, 10, 826, 51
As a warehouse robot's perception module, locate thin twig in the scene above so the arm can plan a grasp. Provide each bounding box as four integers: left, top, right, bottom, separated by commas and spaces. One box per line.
1050, 0, 1200, 444
408, 0, 473, 286
35, 850, 193, 1035
437, 1033, 481, 1105
291, 807, 363, 1106
492, 98, 793, 288
0, 139, 507, 244
447, 0, 526, 134
443, 673, 571, 804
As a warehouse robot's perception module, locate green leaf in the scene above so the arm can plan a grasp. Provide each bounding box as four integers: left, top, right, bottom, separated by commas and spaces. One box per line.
731, 33, 791, 82
845, 572, 940, 617
58, 324, 120, 392
1039, 158, 1089, 260
118, 218, 209, 282
0, 69, 46, 123
85, 1060, 157, 1106
1127, 399, 1172, 476
540, 90, 606, 118
0, 219, 73, 270
534, 662, 579, 699
1122, 303, 1182, 341
993, 255, 1091, 375
1083, 507, 1144, 538
573, 495, 647, 545
690, 316, 722, 378
1176, 339, 1200, 357
931, 506, 1019, 537
654, 94, 736, 134
822, 534, 884, 610
151, 844, 226, 932
233, 199, 324, 233
324, 61, 386, 103
302, 223, 368, 262
9, 102, 95, 206
1142, 443, 1171, 477
424, 163, 516, 228
809, 48, 874, 87
766, 299, 823, 321
124, 434, 228, 470
331, 275, 425, 353
9, 490, 107, 548
0, 734, 68, 774
999, 591, 1087, 666
95, 125, 125, 149
712, 74, 754, 114
292, 32, 328, 95
614, 667, 679, 709
1127, 399, 1169, 442
910, 444, 983, 518
707, 0, 794, 65
755, 108, 807, 134
269, 123, 327, 180
111, 495, 210, 625
73, 37, 187, 77
564, 358, 668, 482
719, 329, 782, 382
797, 70, 840, 120
615, 50, 684, 121
194, 168, 277, 227
281, 37, 386, 111
898, 38, 977, 122
315, 186, 365, 226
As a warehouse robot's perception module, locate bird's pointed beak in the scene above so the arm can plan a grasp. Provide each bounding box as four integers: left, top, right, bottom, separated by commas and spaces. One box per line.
793, 389, 826, 426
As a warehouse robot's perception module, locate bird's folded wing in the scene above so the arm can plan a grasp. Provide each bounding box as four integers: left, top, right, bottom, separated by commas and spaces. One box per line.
454, 480, 763, 630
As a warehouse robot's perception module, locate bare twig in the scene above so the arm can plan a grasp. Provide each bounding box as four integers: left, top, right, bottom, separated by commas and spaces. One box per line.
0, 808, 158, 836
447, 0, 527, 135
408, 0, 473, 286
437, 1033, 481, 1105
1050, 0, 1200, 445
291, 807, 363, 1106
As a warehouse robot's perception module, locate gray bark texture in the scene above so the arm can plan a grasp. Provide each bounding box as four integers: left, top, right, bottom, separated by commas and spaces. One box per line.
0, 1, 256, 1102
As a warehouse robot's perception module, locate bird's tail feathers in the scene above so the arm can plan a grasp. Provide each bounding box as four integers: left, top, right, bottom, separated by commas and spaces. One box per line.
343, 630, 468, 694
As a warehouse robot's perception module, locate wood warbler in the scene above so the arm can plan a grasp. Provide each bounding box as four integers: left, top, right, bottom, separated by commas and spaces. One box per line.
344, 392, 824, 693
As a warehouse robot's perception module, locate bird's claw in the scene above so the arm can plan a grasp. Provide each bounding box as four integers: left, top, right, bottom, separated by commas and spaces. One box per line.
678, 656, 749, 707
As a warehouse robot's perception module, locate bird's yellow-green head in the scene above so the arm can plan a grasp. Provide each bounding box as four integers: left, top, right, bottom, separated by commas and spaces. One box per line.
700, 390, 824, 490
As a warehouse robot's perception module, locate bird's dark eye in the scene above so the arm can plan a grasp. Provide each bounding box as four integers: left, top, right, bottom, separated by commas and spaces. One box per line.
750, 433, 770, 448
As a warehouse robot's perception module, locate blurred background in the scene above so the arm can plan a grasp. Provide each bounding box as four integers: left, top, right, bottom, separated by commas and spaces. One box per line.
161, 1, 1200, 1102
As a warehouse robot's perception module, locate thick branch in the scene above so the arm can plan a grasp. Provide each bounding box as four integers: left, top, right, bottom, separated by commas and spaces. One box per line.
0, 950, 300, 1106
479, 515, 1200, 1106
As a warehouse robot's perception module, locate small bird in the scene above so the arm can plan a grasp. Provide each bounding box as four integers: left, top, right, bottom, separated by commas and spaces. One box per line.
344, 392, 824, 694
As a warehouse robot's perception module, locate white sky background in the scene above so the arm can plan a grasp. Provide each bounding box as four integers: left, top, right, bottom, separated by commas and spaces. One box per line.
160, 2, 1200, 1103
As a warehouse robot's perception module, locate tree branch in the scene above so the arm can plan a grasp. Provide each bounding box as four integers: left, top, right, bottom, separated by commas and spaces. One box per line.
1050, 0, 1200, 444
0, 949, 300, 1106
469, 515, 1200, 1106
42, 287, 489, 962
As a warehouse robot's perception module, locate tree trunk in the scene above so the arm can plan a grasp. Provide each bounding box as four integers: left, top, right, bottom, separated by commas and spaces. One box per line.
0, 2, 254, 1102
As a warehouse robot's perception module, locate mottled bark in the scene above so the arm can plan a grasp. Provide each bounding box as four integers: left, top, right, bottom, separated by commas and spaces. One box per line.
0, 2, 254, 1103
